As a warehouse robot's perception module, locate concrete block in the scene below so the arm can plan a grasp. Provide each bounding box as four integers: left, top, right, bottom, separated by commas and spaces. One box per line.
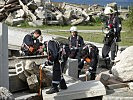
42, 80, 106, 100
15, 61, 26, 82
66, 58, 78, 79
9, 74, 28, 92
27, 74, 39, 92
107, 83, 128, 90
128, 82, 133, 90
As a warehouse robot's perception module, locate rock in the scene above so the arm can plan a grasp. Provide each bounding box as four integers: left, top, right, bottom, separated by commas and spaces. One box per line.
24, 60, 52, 87
71, 17, 84, 25
6, 0, 16, 4
64, 10, 73, 20
27, 1, 37, 10
28, 21, 37, 27
5, 13, 14, 25
28, 20, 43, 27
47, 20, 60, 25
112, 46, 133, 82
27, 74, 39, 92
13, 18, 25, 25
56, 14, 64, 25
33, 0, 42, 7
107, 2, 117, 11
0, 0, 5, 5
0, 87, 14, 100
128, 82, 133, 90
24, 60, 36, 73
95, 70, 121, 86
42, 80, 106, 100
35, 7, 46, 19
15, 9, 25, 18
19, 0, 37, 21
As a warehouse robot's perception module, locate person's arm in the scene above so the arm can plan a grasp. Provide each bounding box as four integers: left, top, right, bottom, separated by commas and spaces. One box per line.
23, 35, 34, 46
79, 36, 85, 47
23, 35, 34, 52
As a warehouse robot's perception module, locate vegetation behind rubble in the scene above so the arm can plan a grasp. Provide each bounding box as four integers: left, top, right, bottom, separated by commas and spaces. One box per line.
16, 19, 133, 46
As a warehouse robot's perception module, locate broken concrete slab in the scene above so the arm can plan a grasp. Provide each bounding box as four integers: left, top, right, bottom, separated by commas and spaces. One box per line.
15, 9, 25, 18
42, 80, 106, 100
27, 74, 39, 93
71, 17, 84, 25
103, 89, 133, 100
9, 74, 28, 92
0, 87, 14, 100
13, 18, 24, 25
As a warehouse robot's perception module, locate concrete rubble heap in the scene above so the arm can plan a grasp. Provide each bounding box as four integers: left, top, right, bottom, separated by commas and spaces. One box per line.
0, 87, 14, 100
0, 0, 129, 26
15, 60, 52, 92
0, 0, 109, 26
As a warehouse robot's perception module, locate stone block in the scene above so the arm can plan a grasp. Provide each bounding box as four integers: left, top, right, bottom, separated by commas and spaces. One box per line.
42, 80, 106, 100
9, 74, 28, 92
66, 58, 78, 79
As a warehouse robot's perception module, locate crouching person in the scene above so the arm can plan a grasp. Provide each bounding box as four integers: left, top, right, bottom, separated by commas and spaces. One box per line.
78, 43, 99, 80
44, 39, 68, 94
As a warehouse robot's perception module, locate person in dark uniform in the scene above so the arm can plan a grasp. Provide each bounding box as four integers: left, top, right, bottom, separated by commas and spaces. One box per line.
113, 11, 122, 42
68, 26, 85, 77
21, 29, 42, 56
78, 43, 99, 80
44, 39, 68, 94
68, 26, 84, 59
102, 7, 120, 68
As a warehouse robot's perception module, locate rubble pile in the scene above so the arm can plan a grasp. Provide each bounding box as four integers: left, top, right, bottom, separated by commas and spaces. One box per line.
15, 60, 52, 92
0, 0, 106, 26
0, 87, 14, 100
112, 46, 133, 82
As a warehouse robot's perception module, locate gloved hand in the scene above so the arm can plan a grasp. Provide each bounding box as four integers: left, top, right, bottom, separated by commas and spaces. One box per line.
45, 60, 53, 66
29, 46, 34, 52
40, 63, 46, 68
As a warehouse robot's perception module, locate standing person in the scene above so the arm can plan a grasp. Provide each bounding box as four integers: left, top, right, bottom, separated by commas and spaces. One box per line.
102, 7, 118, 68
113, 11, 122, 42
45, 39, 67, 94
68, 26, 84, 59
68, 26, 85, 77
21, 29, 43, 56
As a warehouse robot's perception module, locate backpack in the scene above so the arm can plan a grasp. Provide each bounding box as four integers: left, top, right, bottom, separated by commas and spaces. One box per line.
47, 40, 60, 61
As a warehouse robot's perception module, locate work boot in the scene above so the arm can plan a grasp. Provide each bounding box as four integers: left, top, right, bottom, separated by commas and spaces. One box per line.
46, 83, 59, 94
59, 78, 67, 90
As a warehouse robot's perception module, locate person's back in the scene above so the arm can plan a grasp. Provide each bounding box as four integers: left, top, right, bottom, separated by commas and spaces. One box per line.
21, 29, 42, 56
113, 13, 122, 42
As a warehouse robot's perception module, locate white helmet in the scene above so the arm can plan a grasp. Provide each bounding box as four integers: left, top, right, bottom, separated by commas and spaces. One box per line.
70, 26, 78, 32
104, 7, 114, 15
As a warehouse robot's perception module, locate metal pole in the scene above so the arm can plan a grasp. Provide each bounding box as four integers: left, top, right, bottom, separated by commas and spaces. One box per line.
0, 23, 9, 89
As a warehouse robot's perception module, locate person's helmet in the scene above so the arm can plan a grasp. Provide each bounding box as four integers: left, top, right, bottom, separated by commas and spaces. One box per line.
104, 7, 114, 15
70, 26, 78, 32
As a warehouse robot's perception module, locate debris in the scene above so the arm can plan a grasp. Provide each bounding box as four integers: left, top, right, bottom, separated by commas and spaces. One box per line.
112, 46, 133, 82
0, 87, 14, 100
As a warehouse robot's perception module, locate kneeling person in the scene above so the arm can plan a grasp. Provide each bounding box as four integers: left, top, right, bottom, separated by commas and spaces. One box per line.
78, 43, 99, 80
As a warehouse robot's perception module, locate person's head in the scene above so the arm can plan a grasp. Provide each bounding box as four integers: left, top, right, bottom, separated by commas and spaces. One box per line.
104, 7, 114, 18
33, 29, 41, 39
70, 26, 78, 36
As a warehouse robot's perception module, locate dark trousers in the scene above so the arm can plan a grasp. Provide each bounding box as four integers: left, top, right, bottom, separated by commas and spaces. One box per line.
102, 41, 117, 61
53, 61, 61, 83
52, 59, 67, 89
